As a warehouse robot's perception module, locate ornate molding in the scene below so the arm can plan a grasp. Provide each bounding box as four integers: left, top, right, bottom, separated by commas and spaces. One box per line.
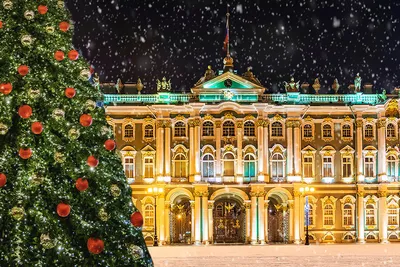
194, 118, 201, 127
203, 114, 214, 121
236, 121, 243, 128
188, 119, 195, 127
250, 191, 265, 197
175, 114, 185, 121
194, 190, 209, 197
215, 121, 222, 128
292, 119, 301, 128
377, 118, 386, 129
224, 112, 235, 120
378, 191, 387, 198
356, 119, 363, 128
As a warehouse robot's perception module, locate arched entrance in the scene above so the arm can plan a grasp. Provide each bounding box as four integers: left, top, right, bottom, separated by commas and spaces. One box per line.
213, 198, 245, 243
267, 190, 291, 244
170, 196, 192, 244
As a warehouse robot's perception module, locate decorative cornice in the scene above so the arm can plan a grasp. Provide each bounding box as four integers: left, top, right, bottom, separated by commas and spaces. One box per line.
377, 118, 386, 128
356, 119, 363, 128
203, 114, 214, 121
194, 190, 209, 197
175, 114, 185, 121
250, 191, 265, 197
194, 118, 201, 127
378, 191, 387, 198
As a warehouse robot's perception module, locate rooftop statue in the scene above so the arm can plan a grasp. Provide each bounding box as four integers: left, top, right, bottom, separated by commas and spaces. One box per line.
157, 77, 172, 92
332, 78, 340, 94
312, 78, 321, 94
242, 67, 261, 85
354, 73, 362, 92
195, 65, 216, 86
115, 78, 124, 94
284, 77, 300, 92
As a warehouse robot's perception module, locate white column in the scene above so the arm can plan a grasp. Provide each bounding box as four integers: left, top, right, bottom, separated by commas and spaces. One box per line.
356, 119, 364, 182
377, 118, 387, 182
293, 120, 302, 182
164, 122, 171, 182
286, 121, 294, 181
189, 121, 195, 182
215, 121, 222, 180
357, 190, 365, 243
208, 201, 214, 243
245, 200, 251, 243
379, 190, 388, 243
263, 121, 270, 182
294, 190, 301, 244
156, 120, 165, 182
236, 121, 243, 182
264, 199, 270, 242
251, 194, 258, 244
157, 195, 165, 244
288, 200, 294, 242
194, 118, 201, 182
194, 194, 202, 245
258, 196, 265, 244
190, 200, 195, 243
257, 120, 264, 182
202, 195, 209, 244
164, 201, 171, 244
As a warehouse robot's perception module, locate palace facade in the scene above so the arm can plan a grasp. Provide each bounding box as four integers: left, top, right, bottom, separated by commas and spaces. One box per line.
102, 55, 400, 246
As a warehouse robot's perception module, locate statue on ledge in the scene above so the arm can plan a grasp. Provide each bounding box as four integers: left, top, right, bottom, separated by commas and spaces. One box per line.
284, 77, 300, 92
115, 78, 124, 94
354, 73, 362, 92
195, 65, 216, 86
242, 67, 261, 85
157, 77, 172, 92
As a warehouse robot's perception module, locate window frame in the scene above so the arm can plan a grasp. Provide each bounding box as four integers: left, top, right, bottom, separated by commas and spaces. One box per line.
271, 121, 283, 138
321, 196, 337, 229
172, 153, 188, 179
243, 121, 256, 137
271, 153, 285, 182
364, 123, 375, 140
202, 153, 215, 179
202, 121, 215, 137
243, 153, 257, 181
174, 121, 187, 138
222, 120, 235, 137
143, 203, 155, 228
222, 152, 236, 177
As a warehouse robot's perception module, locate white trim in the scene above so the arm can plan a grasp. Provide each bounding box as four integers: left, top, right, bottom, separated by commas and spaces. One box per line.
321, 196, 338, 229
340, 195, 356, 229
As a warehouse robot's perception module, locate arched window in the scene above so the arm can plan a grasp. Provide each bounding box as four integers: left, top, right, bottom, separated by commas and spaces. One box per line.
174, 121, 186, 137
323, 204, 334, 226
124, 124, 134, 138
244, 154, 256, 181
271, 122, 283, 137
387, 123, 396, 138
244, 121, 255, 137
202, 154, 215, 178
387, 155, 397, 179
202, 121, 214, 137
216, 203, 224, 217
271, 153, 285, 182
173, 154, 187, 178
124, 157, 135, 178
144, 204, 155, 228
366, 204, 375, 225
388, 204, 399, 226
144, 124, 154, 138
342, 124, 351, 138
343, 204, 353, 226
322, 124, 332, 138
303, 124, 312, 138
222, 121, 235, 137
223, 153, 235, 176
364, 124, 373, 138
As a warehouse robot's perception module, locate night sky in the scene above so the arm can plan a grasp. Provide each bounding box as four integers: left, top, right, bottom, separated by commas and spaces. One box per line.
66, 0, 400, 94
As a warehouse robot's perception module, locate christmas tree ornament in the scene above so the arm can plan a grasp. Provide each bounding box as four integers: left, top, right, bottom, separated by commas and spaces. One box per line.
40, 234, 55, 249
45, 26, 55, 34
31, 173, 44, 185
68, 128, 80, 140
68, 50, 79, 60
87, 238, 104, 254
31, 121, 43, 134
21, 35, 33, 46
128, 244, 144, 260
24, 10, 35, 20
59, 21, 70, 32
87, 155, 99, 167
18, 65, 29, 76
130, 212, 144, 228
18, 105, 33, 119
0, 21, 3, 29
65, 87, 76, 98
37, 5, 48, 15
0, 123, 8, 135
52, 108, 65, 120
80, 69, 91, 80
54, 50, 65, 61
28, 88, 40, 98
110, 184, 121, 197
11, 207, 25, 220
57, 203, 70, 217
75, 178, 88, 192
0, 83, 12, 95
98, 208, 110, 221
3, 0, 12, 10
85, 100, 96, 111
54, 152, 65, 163
104, 139, 116, 151
0, 173, 7, 187
57, 1, 65, 9
19, 148, 32, 159
80, 114, 93, 127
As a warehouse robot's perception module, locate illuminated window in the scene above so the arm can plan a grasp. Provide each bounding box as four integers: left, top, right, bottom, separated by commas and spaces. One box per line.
303, 156, 313, 178
271, 153, 285, 182
144, 157, 154, 178
323, 204, 334, 226
303, 124, 312, 138
173, 154, 187, 178
387, 155, 397, 179
202, 154, 215, 178
124, 157, 135, 178
388, 204, 399, 226
366, 204, 376, 225
343, 204, 353, 226
364, 124, 373, 138
174, 121, 186, 137
124, 124, 134, 138
323, 124, 332, 138
222, 121, 235, 137
308, 204, 314, 226
364, 157, 374, 178
342, 156, 352, 178
244, 121, 255, 137
387, 123, 396, 138
202, 121, 214, 137
144, 124, 154, 138
223, 153, 235, 176
144, 204, 154, 228
322, 157, 333, 177
342, 124, 351, 138
271, 122, 283, 137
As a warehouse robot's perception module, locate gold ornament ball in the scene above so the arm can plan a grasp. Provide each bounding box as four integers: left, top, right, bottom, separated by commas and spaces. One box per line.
3, 0, 12, 10
80, 69, 91, 80
54, 152, 66, 163
52, 108, 65, 120
128, 244, 144, 260
57, 1, 65, 8
40, 234, 55, 249
110, 184, 121, 197
24, 10, 35, 20
85, 100, 97, 111
45, 26, 55, 34
101, 126, 112, 136
29, 89, 41, 98
11, 207, 25, 221
98, 208, 110, 222
21, 35, 33, 46
31, 174, 44, 185
68, 128, 80, 140
0, 123, 8, 135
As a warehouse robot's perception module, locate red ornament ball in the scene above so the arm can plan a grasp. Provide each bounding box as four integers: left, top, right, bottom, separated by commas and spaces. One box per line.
59, 21, 70, 32
79, 114, 93, 127
130, 212, 144, 228
19, 148, 32, 159
31, 122, 43, 135
0, 173, 6, 187
90, 66, 95, 74
87, 156, 99, 167
0, 83, 12, 95
54, 50, 65, 61
37, 5, 48, 15
75, 178, 88, 192
87, 238, 104, 254
18, 105, 33, 119
0, 21, 3, 29
18, 65, 29, 76
57, 203, 71, 217
65, 87, 76, 98
68, 50, 79, 60
104, 139, 116, 151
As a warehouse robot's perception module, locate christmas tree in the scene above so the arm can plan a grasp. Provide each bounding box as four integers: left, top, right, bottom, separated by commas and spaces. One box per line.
0, 1, 152, 266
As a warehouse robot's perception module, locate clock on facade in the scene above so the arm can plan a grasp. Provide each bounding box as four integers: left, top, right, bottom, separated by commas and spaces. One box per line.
224, 79, 233, 88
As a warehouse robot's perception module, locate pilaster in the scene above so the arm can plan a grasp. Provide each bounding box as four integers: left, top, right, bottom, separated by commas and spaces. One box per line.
286, 120, 294, 181
356, 119, 364, 182
293, 119, 302, 181
378, 185, 389, 243
208, 201, 214, 243
156, 120, 165, 182
263, 119, 270, 182
245, 200, 251, 243
164, 201, 171, 244
215, 121, 222, 180
356, 186, 365, 243
164, 120, 171, 182
377, 118, 387, 182
236, 120, 243, 182
189, 120, 195, 182
194, 118, 202, 182
257, 119, 265, 182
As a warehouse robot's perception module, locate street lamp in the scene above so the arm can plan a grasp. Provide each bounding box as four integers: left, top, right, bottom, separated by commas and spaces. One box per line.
299, 186, 315, 245
148, 186, 164, 246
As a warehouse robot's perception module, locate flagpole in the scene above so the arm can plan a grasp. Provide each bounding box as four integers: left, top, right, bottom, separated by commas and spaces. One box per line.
226, 6, 230, 57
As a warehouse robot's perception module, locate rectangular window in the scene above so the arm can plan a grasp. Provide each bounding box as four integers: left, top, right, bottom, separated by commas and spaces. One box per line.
342, 157, 352, 178
324, 205, 334, 226
388, 208, 398, 225
323, 157, 333, 177
144, 157, 154, 178
366, 205, 375, 225
342, 125, 351, 138
303, 157, 313, 178
343, 208, 353, 225
364, 157, 374, 178
308, 205, 314, 226
124, 157, 135, 178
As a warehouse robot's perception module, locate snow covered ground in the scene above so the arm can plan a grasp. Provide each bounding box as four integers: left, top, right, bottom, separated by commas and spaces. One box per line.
149, 244, 400, 267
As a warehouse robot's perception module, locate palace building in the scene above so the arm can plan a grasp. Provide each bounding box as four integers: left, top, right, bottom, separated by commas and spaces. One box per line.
102, 54, 400, 246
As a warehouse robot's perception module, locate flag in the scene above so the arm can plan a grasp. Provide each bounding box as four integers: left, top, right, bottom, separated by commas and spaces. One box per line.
223, 15, 229, 51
